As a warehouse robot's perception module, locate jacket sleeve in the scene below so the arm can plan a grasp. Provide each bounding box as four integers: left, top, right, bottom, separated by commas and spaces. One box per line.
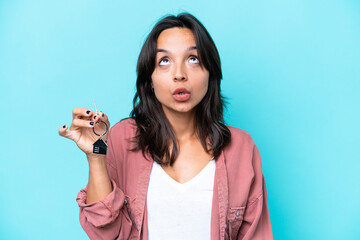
238, 144, 273, 240
76, 128, 126, 240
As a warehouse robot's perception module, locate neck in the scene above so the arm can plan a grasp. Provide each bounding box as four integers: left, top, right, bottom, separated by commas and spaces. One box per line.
163, 108, 197, 142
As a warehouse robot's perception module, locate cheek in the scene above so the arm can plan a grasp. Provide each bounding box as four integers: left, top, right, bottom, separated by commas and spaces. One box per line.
151, 70, 167, 87
151, 72, 160, 91
198, 75, 210, 96
202, 82, 209, 98
151, 76, 168, 100
192, 80, 209, 103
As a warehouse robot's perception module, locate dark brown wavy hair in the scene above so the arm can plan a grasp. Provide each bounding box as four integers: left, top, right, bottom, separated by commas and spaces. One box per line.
130, 12, 231, 166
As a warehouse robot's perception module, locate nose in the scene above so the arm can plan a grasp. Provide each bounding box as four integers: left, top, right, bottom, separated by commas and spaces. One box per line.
173, 63, 187, 81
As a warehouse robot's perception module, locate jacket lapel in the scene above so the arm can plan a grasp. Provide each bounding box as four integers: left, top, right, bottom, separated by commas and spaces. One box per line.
212, 150, 229, 240
133, 152, 153, 232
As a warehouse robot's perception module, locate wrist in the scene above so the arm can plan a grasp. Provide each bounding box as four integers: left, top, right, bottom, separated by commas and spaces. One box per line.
86, 152, 106, 163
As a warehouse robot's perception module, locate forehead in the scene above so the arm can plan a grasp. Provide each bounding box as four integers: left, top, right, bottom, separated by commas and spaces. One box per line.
156, 27, 196, 49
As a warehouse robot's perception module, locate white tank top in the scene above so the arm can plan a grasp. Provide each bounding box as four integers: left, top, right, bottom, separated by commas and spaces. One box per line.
146, 159, 216, 240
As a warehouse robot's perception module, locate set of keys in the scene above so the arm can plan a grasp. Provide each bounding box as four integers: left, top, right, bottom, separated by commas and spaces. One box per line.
92, 101, 108, 155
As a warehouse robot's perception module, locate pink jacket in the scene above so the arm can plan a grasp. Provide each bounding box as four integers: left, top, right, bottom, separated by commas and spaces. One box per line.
76, 118, 273, 240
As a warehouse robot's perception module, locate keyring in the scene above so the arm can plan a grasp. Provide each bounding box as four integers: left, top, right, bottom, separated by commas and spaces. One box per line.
92, 120, 109, 137
92, 102, 108, 155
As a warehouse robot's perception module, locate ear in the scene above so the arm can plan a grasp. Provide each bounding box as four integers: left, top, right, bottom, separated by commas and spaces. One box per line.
151, 81, 154, 88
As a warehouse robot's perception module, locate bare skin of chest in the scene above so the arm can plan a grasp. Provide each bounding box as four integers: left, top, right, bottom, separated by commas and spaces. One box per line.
161, 138, 213, 184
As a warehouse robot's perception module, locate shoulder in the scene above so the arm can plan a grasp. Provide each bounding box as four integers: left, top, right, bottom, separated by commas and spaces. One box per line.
109, 117, 137, 137
226, 125, 256, 150
222, 125, 259, 167
107, 118, 137, 147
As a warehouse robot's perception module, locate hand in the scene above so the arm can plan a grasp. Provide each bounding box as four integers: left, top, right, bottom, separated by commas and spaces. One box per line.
58, 107, 111, 157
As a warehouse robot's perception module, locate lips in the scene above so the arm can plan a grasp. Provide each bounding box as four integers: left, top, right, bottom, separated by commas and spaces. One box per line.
173, 87, 191, 101
173, 88, 190, 95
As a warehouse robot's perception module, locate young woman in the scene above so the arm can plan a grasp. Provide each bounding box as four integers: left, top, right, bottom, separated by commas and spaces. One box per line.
59, 13, 273, 240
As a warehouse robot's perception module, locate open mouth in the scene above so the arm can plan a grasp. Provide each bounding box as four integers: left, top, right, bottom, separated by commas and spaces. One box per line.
173, 87, 190, 95
173, 88, 191, 101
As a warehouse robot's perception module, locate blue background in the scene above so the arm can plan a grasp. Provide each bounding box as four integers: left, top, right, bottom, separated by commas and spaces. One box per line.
1, 0, 359, 239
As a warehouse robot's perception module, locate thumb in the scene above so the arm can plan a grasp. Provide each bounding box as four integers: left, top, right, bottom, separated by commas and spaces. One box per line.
58, 124, 75, 141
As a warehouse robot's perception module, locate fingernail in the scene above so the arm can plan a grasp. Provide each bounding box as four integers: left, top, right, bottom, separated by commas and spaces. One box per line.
93, 115, 97, 119
102, 113, 104, 117
86, 110, 90, 114
63, 125, 66, 128
90, 122, 94, 126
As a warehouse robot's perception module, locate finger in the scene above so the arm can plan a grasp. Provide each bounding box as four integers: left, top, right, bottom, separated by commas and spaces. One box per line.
98, 111, 109, 123
91, 113, 99, 122
71, 118, 96, 129
72, 107, 95, 120
59, 124, 72, 139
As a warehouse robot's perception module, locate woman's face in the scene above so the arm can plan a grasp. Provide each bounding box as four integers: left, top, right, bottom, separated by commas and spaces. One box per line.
151, 27, 210, 116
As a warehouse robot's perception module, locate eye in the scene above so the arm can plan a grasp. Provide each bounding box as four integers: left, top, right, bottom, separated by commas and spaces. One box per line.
159, 57, 170, 66
189, 56, 199, 64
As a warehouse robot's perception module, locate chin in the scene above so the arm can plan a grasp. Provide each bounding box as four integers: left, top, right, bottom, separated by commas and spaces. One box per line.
175, 102, 196, 112
176, 108, 193, 113
178, 105, 199, 114
163, 104, 195, 114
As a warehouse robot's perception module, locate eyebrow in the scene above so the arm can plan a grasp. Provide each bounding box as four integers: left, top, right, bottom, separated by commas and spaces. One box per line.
156, 46, 197, 53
